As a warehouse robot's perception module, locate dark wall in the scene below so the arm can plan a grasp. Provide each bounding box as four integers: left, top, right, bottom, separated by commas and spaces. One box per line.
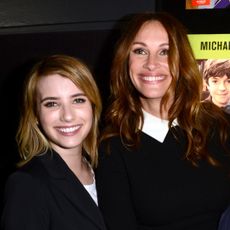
0, 0, 156, 33
156, 0, 230, 34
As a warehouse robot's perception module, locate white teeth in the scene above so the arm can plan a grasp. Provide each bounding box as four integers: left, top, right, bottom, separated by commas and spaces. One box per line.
143, 76, 164, 81
58, 126, 80, 133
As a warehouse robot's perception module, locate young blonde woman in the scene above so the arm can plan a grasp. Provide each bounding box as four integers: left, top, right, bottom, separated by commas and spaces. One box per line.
1, 54, 106, 230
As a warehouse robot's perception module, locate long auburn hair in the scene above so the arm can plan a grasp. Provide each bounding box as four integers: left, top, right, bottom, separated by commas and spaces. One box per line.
101, 12, 229, 166
17, 54, 102, 167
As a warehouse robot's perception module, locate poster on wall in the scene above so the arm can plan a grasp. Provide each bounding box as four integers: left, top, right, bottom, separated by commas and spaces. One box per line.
186, 0, 230, 9
188, 34, 230, 113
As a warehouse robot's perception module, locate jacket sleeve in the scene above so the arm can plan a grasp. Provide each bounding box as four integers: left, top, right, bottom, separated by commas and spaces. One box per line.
1, 171, 49, 230
95, 139, 138, 230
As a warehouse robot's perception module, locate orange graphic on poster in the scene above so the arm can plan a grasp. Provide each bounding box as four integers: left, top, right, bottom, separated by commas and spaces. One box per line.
191, 0, 210, 6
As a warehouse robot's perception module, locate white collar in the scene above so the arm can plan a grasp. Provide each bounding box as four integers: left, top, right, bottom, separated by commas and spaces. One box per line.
141, 109, 178, 143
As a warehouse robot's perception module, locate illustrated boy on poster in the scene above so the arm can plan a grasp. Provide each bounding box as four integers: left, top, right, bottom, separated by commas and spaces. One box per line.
201, 59, 230, 114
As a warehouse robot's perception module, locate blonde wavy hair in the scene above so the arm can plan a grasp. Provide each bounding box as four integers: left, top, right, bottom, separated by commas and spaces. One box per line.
17, 54, 102, 167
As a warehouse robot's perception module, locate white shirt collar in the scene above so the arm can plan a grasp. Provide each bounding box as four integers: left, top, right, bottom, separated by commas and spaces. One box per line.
141, 109, 178, 143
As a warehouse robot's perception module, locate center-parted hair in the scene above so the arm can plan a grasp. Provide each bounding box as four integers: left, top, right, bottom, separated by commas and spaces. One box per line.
101, 12, 229, 166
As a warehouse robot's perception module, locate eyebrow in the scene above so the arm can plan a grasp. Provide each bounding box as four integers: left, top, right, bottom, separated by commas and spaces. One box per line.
132, 41, 169, 47
40, 93, 86, 103
132, 42, 147, 46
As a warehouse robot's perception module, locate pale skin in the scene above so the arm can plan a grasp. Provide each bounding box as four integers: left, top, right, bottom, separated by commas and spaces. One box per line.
36, 74, 94, 185
207, 75, 230, 107
129, 21, 173, 119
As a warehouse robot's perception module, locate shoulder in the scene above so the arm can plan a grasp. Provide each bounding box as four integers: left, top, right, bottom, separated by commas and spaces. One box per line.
2, 157, 50, 229
4, 155, 50, 198
5, 158, 47, 192
98, 134, 142, 159
100, 135, 122, 147
18, 155, 49, 179
97, 136, 131, 172
97, 132, 151, 166
99, 132, 154, 155
99, 135, 124, 155
218, 206, 230, 230
2, 154, 54, 208
98, 136, 123, 159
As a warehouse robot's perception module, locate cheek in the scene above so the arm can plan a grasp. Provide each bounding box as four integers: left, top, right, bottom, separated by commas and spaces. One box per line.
128, 59, 134, 76
83, 110, 94, 134
81, 106, 93, 122
207, 85, 217, 95
87, 109, 94, 125
129, 56, 141, 72
129, 60, 139, 84
163, 62, 170, 72
38, 110, 56, 128
207, 84, 212, 91
37, 115, 51, 137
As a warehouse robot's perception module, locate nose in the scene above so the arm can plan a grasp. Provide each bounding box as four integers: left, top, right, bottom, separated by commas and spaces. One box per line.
60, 105, 74, 122
143, 54, 160, 70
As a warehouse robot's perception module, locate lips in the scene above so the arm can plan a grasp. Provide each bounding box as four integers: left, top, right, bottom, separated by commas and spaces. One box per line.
142, 76, 165, 82
56, 125, 81, 134
217, 94, 229, 97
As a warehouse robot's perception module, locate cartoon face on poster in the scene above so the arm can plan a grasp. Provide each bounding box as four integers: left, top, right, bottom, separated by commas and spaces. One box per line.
188, 34, 230, 114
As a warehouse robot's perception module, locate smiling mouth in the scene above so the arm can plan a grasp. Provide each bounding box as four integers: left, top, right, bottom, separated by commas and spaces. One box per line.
57, 125, 81, 133
142, 75, 165, 82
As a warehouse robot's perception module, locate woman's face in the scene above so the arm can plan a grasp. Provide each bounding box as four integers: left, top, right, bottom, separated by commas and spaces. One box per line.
36, 74, 93, 155
129, 20, 172, 111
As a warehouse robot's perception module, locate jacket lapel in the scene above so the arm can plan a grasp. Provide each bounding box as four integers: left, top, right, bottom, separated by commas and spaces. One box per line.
40, 150, 106, 230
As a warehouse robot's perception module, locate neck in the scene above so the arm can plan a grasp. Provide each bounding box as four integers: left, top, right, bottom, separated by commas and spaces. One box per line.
52, 145, 83, 172
141, 101, 169, 120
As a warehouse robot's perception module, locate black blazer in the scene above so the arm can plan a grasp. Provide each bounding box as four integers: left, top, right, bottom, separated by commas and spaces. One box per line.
218, 206, 230, 230
1, 150, 107, 230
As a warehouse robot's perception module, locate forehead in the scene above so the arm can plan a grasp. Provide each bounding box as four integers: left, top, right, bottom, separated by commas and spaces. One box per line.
134, 20, 168, 41
36, 74, 82, 95
208, 75, 230, 81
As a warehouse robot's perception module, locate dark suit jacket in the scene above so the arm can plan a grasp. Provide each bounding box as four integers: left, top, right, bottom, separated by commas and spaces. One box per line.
1, 150, 107, 230
218, 206, 230, 230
